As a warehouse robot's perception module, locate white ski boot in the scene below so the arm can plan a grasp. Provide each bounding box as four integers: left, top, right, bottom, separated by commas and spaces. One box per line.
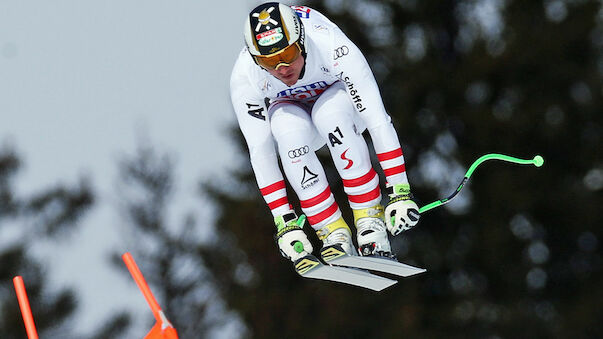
354, 204, 395, 258
316, 217, 357, 263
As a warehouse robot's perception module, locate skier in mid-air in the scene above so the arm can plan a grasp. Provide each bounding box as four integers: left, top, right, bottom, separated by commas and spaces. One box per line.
230, 2, 420, 264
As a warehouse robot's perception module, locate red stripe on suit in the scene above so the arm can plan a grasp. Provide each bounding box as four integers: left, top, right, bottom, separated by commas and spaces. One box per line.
342, 169, 377, 188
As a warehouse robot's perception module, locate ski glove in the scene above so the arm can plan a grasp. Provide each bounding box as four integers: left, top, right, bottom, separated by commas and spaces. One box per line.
384, 183, 420, 236
275, 211, 313, 262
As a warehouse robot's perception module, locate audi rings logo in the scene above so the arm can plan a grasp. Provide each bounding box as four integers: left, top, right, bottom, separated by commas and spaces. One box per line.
288, 146, 310, 158
334, 45, 349, 60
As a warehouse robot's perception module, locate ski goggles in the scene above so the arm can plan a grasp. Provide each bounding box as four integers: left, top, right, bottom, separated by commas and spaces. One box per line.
254, 42, 302, 70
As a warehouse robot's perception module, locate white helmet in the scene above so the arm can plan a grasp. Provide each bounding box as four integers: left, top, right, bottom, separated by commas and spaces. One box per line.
244, 2, 306, 61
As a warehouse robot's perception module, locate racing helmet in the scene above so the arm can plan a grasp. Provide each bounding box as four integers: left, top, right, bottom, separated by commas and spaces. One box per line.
244, 2, 306, 70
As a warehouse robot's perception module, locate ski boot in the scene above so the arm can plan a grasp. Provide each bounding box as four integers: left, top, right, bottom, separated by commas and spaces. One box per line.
316, 217, 356, 263
353, 204, 396, 259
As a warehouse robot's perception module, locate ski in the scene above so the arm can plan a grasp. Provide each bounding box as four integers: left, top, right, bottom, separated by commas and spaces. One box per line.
294, 254, 397, 291
320, 245, 426, 278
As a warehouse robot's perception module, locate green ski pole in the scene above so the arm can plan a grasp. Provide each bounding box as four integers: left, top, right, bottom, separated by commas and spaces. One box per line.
418, 154, 544, 214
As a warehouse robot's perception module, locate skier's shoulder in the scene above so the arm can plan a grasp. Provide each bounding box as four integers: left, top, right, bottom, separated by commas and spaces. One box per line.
230, 47, 266, 95
288, 7, 337, 69
231, 47, 256, 84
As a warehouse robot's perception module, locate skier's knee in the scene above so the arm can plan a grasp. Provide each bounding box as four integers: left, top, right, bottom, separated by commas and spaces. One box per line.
270, 110, 313, 141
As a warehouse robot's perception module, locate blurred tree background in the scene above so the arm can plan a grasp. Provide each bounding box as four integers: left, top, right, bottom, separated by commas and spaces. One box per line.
1, 0, 601, 338
201, 0, 603, 338
110, 145, 244, 338
0, 147, 129, 339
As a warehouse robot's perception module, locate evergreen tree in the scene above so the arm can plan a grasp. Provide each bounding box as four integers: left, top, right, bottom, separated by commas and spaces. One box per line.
202, 0, 602, 338
0, 146, 94, 338
113, 144, 242, 338
0, 145, 131, 338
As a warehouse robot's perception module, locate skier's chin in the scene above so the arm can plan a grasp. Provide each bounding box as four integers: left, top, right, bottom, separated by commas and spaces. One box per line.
279, 73, 298, 86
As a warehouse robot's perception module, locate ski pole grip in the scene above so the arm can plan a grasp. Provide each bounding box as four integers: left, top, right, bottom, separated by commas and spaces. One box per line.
293, 241, 304, 253
533, 155, 544, 167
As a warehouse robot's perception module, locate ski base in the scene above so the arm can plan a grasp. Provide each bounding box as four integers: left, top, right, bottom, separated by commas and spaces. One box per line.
294, 255, 397, 291
321, 245, 426, 277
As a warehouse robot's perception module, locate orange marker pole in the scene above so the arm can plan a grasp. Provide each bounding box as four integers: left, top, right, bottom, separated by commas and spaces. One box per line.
13, 276, 39, 339
122, 252, 162, 323
122, 252, 179, 339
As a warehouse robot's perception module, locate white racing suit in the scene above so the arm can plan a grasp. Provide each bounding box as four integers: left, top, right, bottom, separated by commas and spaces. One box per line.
230, 6, 409, 232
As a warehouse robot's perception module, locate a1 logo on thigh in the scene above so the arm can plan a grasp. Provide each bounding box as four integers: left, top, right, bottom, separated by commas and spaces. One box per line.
328, 126, 344, 147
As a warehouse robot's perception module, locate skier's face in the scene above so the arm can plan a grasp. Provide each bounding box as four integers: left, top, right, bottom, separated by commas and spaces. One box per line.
265, 54, 305, 87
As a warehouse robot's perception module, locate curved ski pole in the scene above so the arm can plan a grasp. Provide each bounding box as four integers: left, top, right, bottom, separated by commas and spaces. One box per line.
418, 154, 544, 214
